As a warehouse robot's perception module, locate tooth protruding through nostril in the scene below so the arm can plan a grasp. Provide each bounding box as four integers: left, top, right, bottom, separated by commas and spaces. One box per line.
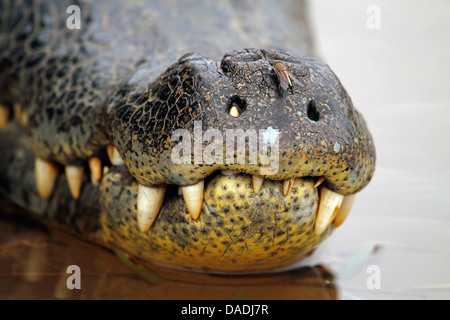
181, 180, 204, 220
229, 106, 240, 117
314, 187, 344, 235
137, 184, 166, 232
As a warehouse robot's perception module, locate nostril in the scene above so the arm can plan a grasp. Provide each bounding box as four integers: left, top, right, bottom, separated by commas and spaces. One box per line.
307, 100, 320, 122
227, 95, 247, 117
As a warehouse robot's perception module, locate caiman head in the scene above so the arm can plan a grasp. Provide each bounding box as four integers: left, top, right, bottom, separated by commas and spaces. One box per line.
100, 48, 375, 272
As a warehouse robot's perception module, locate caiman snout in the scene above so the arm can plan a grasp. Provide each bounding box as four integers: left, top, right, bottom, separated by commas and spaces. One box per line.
97, 48, 375, 272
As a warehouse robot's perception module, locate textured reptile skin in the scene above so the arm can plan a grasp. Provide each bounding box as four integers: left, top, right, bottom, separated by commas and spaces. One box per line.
0, 0, 375, 272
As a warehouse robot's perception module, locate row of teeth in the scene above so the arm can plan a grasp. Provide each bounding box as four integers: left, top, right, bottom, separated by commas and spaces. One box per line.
31, 144, 355, 236
0, 102, 357, 237
1, 108, 355, 236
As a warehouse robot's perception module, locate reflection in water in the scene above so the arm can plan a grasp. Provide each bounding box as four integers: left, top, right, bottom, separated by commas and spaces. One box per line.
0, 196, 337, 300
336, 245, 382, 282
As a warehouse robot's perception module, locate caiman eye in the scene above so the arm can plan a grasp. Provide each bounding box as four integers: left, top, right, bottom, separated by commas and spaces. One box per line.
227, 95, 247, 118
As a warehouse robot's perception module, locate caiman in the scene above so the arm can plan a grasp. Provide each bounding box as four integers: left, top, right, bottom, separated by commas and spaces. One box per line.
0, 0, 375, 273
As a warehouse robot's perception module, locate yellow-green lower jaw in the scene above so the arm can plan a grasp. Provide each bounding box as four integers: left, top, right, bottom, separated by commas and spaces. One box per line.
100, 168, 353, 273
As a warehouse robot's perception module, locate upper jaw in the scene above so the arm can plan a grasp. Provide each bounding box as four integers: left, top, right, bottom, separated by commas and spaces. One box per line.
106, 49, 375, 194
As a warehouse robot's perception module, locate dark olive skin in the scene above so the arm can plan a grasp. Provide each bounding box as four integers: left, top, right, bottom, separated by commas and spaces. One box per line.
0, 0, 375, 273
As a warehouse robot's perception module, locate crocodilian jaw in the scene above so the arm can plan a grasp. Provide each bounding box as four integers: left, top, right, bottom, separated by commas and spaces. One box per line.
33, 145, 356, 235
134, 177, 355, 234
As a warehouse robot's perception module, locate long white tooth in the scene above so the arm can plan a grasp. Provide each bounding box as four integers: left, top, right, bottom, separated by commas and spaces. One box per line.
88, 157, 102, 186
35, 158, 59, 199
181, 180, 204, 220
333, 194, 356, 227
65, 165, 84, 199
252, 175, 264, 194
137, 184, 166, 232
283, 178, 294, 196
0, 104, 10, 128
314, 187, 344, 235
106, 145, 124, 166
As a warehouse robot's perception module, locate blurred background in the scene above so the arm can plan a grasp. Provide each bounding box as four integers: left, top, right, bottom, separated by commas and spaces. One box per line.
304, 0, 450, 299
1, 0, 449, 300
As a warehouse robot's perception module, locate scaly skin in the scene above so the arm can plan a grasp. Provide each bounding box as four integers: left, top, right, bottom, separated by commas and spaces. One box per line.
0, 0, 375, 273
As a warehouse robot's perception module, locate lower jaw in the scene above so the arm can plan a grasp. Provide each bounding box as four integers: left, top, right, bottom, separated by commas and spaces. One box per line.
99, 167, 335, 273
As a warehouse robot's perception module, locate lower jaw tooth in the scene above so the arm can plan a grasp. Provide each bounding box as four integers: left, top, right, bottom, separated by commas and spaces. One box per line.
333, 194, 356, 227
283, 178, 294, 196
106, 145, 124, 166
181, 180, 204, 220
65, 165, 84, 199
137, 184, 166, 232
35, 158, 59, 199
252, 175, 264, 194
314, 187, 344, 235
